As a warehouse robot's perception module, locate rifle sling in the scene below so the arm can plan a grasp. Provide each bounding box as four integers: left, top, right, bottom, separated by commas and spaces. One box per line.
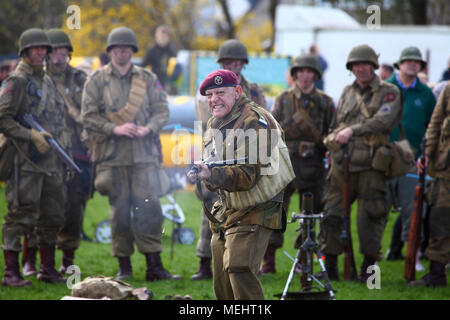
51, 77, 82, 125
196, 181, 221, 224
106, 76, 147, 125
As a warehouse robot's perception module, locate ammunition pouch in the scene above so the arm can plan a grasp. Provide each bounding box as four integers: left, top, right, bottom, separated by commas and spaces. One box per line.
372, 139, 415, 179
0, 134, 15, 181
82, 130, 108, 163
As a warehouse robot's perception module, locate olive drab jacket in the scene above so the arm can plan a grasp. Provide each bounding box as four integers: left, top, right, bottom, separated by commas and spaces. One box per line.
425, 81, 450, 179
272, 86, 334, 188
328, 76, 402, 172
81, 63, 169, 166
203, 94, 294, 233
0, 60, 68, 173
47, 64, 88, 161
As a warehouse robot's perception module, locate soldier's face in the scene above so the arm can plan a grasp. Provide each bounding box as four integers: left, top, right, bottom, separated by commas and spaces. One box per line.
293, 68, 316, 91
206, 85, 242, 119
220, 59, 244, 77
26, 46, 48, 66
48, 47, 70, 68
110, 46, 133, 66
399, 60, 422, 77
351, 62, 375, 85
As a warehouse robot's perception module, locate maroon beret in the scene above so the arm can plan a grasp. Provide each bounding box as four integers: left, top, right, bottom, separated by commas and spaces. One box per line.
199, 69, 239, 96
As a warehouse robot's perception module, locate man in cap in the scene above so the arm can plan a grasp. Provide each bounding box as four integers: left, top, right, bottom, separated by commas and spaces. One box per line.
187, 69, 294, 299
412, 81, 450, 287
81, 26, 180, 282
191, 39, 268, 281
384, 47, 436, 261
0, 28, 68, 286
263, 53, 334, 274
322, 44, 402, 281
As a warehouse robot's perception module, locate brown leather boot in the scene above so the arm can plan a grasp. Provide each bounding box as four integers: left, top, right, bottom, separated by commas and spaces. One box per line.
36, 246, 66, 283
22, 247, 38, 276
115, 257, 132, 280
190, 257, 212, 280
408, 260, 447, 287
145, 252, 183, 282
259, 244, 277, 275
59, 249, 75, 274
358, 255, 376, 282
2, 250, 32, 287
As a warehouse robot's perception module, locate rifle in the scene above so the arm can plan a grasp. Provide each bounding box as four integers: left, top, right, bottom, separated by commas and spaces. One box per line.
188, 157, 249, 176
21, 113, 82, 174
404, 140, 426, 282
341, 143, 357, 281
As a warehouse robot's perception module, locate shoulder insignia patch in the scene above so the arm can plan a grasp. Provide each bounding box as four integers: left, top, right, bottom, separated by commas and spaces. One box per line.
258, 116, 268, 127
153, 79, 163, 91
385, 92, 396, 102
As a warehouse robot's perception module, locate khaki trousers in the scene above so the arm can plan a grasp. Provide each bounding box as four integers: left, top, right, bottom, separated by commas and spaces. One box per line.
211, 224, 272, 300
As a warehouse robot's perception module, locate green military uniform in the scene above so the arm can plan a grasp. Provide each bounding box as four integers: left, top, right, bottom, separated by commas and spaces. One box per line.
323, 75, 402, 265
193, 72, 267, 264
202, 92, 293, 299
272, 85, 334, 234
0, 29, 69, 286
418, 82, 450, 287
82, 62, 169, 257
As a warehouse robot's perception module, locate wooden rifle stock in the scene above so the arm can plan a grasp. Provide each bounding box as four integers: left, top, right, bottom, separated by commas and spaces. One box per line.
342, 144, 357, 280
404, 157, 426, 282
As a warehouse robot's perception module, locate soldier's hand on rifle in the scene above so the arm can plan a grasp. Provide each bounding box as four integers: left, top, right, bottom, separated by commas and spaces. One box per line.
29, 128, 52, 154
187, 161, 210, 183
417, 156, 429, 175
335, 127, 353, 144
113, 123, 138, 138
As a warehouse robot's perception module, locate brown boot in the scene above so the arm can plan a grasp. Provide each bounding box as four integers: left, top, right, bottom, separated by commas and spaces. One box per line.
408, 260, 447, 287
145, 252, 183, 282
259, 244, 276, 275
190, 257, 212, 280
115, 257, 132, 280
2, 250, 32, 287
36, 246, 66, 283
358, 255, 376, 282
22, 247, 38, 276
59, 249, 75, 274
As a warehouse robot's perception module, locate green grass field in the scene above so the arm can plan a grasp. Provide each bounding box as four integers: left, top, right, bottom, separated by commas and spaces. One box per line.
0, 184, 448, 300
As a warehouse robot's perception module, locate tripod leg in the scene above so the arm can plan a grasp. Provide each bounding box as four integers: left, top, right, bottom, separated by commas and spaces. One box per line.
315, 250, 336, 300
281, 249, 302, 300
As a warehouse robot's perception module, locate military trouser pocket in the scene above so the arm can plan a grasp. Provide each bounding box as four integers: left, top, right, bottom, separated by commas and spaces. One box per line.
363, 177, 389, 220
94, 166, 115, 196
223, 224, 257, 273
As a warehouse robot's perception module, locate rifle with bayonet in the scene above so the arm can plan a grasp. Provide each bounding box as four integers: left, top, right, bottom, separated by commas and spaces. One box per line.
341, 143, 357, 281
20, 113, 82, 174
404, 139, 426, 282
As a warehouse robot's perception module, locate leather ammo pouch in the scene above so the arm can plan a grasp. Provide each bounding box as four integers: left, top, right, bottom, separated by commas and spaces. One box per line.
372, 124, 415, 179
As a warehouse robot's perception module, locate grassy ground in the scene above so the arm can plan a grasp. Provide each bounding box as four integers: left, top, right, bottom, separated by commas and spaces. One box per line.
0, 183, 448, 300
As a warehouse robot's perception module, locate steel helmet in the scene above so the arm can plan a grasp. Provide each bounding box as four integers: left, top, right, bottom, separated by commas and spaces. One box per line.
394, 46, 426, 70
18, 28, 52, 57
346, 44, 379, 70
290, 53, 322, 79
217, 39, 248, 64
46, 28, 73, 52
106, 27, 138, 53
